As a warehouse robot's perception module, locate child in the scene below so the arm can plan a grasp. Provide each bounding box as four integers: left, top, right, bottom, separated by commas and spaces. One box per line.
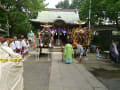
96, 46, 102, 59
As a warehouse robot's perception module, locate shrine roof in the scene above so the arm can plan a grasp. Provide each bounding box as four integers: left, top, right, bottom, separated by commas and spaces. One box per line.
30, 9, 80, 25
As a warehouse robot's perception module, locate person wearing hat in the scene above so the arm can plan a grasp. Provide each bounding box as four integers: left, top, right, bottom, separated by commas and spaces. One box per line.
73, 42, 84, 64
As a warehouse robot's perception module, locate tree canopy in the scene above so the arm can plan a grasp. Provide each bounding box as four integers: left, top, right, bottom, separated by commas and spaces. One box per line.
56, 0, 120, 30
0, 0, 45, 37
55, 0, 70, 9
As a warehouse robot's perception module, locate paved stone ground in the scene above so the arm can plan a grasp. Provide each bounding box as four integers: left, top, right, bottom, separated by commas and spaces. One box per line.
77, 53, 120, 90
24, 49, 118, 90
80, 54, 120, 71
49, 52, 108, 90
23, 50, 51, 90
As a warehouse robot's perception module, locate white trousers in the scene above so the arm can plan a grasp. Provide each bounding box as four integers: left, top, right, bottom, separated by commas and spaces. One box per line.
0, 61, 24, 90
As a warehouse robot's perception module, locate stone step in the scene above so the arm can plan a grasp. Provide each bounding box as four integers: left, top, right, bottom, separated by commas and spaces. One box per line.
50, 46, 63, 52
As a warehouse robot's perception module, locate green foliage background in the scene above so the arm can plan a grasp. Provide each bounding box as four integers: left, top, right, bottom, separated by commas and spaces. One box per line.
0, 0, 45, 37
56, 0, 120, 29
55, 0, 120, 50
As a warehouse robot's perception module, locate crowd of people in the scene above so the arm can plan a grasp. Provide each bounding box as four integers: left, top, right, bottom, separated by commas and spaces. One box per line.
63, 40, 120, 64
0, 35, 30, 60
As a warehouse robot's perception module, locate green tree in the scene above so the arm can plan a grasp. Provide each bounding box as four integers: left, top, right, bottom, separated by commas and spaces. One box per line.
104, 0, 120, 30
79, 0, 105, 25
56, 1, 64, 9
55, 0, 70, 9
0, 0, 45, 37
69, 0, 81, 9
79, 0, 120, 30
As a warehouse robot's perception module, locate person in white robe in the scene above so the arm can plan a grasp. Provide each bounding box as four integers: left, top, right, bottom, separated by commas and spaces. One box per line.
0, 38, 8, 47
0, 44, 24, 90
21, 37, 28, 59
10, 36, 21, 54
14, 36, 21, 54
2, 40, 8, 47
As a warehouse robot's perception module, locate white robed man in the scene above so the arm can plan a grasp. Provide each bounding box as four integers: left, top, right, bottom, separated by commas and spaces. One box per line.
21, 35, 28, 59
0, 40, 24, 90
0, 37, 9, 47
2, 40, 8, 47
10, 36, 21, 54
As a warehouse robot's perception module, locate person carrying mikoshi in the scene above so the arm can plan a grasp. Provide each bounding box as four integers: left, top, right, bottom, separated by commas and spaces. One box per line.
0, 41, 24, 90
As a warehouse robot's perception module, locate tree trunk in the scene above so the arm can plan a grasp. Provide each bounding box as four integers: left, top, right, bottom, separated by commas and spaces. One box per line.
116, 19, 120, 31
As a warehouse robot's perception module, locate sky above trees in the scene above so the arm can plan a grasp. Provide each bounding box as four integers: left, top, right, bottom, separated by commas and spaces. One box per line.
45, 0, 62, 8
45, 0, 72, 8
